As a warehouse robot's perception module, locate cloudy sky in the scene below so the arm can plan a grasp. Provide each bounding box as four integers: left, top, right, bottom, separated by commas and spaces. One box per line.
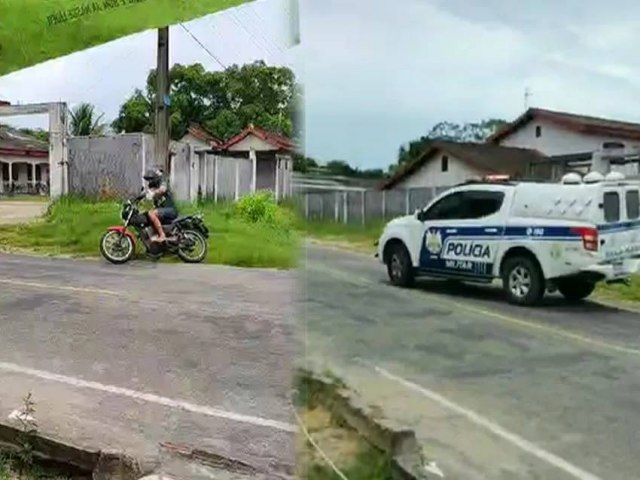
297, 0, 640, 168
0, 0, 293, 130
1, 0, 640, 170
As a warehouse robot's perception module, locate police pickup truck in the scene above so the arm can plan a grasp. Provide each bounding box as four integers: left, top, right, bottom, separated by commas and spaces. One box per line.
375, 172, 640, 306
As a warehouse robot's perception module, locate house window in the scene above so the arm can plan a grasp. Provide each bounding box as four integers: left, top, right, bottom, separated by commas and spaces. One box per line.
535, 125, 542, 138
441, 155, 449, 172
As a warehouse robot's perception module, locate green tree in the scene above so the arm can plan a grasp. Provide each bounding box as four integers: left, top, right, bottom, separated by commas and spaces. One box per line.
325, 160, 356, 177
18, 128, 49, 143
111, 89, 152, 134
69, 102, 108, 136
395, 118, 508, 168
112, 61, 301, 142
292, 153, 318, 173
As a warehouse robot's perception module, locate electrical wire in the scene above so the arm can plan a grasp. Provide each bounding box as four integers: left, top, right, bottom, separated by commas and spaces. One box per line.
178, 23, 226, 69
229, 10, 278, 60
243, 4, 287, 54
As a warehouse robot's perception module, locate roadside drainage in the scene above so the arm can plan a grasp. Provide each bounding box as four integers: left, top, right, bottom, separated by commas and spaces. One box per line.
0, 422, 292, 480
294, 368, 434, 480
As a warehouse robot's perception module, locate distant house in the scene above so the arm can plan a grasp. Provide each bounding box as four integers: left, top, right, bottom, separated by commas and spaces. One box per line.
177, 123, 222, 150
215, 124, 296, 154
211, 124, 297, 193
0, 124, 49, 194
380, 140, 545, 190
169, 124, 297, 201
488, 108, 640, 178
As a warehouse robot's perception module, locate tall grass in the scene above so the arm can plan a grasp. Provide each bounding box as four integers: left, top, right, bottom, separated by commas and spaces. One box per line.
0, 193, 300, 269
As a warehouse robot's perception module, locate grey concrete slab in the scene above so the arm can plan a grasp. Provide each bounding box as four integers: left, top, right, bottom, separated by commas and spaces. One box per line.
302, 243, 640, 480
0, 253, 297, 476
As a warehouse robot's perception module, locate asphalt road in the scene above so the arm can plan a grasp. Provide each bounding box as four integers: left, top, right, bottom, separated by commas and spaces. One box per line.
301, 244, 640, 480
0, 253, 297, 478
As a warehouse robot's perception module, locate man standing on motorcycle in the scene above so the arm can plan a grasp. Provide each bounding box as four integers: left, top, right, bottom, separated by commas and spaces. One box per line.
142, 169, 178, 243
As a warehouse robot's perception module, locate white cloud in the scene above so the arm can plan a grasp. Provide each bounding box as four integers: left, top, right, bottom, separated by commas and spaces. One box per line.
297, 0, 640, 168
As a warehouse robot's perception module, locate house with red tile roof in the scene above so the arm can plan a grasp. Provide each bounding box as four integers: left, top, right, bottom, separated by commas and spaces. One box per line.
178, 123, 222, 150
215, 124, 296, 153
174, 123, 297, 202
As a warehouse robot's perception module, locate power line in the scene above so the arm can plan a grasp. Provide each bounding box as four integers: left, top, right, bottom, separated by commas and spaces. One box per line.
243, 5, 286, 54
209, 22, 244, 62
228, 10, 278, 61
178, 23, 226, 69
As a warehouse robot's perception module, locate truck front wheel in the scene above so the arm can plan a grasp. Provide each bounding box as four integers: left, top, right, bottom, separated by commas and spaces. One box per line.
502, 255, 545, 306
386, 243, 415, 288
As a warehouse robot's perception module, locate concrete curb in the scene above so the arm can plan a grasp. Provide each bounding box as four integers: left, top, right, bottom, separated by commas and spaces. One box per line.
296, 368, 432, 480
0, 421, 295, 480
0, 422, 155, 479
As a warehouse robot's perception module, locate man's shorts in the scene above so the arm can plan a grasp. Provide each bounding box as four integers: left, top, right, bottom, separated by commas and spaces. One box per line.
152, 207, 178, 224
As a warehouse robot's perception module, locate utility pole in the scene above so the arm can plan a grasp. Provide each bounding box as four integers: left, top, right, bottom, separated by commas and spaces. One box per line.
155, 26, 170, 173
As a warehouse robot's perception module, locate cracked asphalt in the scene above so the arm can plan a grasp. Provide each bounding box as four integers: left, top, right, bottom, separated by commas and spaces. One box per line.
300, 243, 640, 480
0, 253, 297, 477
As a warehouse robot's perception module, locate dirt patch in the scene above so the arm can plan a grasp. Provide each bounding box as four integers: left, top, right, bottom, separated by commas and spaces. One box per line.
0, 202, 47, 225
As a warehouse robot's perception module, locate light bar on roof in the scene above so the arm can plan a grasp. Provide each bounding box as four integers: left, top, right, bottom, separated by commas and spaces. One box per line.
484, 174, 510, 181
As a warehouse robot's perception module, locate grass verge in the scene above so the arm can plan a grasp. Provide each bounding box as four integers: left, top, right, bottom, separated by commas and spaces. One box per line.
0, 196, 49, 203
302, 219, 385, 254
596, 276, 640, 304
0, 195, 299, 269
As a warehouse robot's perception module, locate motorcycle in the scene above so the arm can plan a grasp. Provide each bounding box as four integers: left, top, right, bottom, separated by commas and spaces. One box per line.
99, 194, 209, 264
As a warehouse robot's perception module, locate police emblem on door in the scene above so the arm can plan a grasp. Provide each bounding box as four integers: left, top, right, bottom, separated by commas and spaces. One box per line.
425, 229, 443, 255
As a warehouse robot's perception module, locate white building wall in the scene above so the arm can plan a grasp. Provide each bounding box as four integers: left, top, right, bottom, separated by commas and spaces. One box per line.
180, 133, 211, 151
227, 135, 273, 152
497, 118, 640, 155
395, 153, 480, 189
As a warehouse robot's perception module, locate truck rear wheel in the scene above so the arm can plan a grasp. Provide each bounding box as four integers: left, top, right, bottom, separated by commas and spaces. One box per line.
386, 243, 415, 288
557, 279, 596, 302
501, 256, 544, 306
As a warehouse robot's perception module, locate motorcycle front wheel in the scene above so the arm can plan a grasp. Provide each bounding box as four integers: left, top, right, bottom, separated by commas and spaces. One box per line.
100, 231, 135, 264
177, 229, 208, 264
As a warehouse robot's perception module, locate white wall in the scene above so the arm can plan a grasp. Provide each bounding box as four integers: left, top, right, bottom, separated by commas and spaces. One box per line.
497, 118, 640, 156
180, 133, 211, 151
395, 152, 480, 189
227, 134, 274, 152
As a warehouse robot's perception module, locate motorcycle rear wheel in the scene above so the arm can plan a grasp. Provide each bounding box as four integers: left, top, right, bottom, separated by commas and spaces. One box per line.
100, 231, 135, 264
177, 230, 208, 264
